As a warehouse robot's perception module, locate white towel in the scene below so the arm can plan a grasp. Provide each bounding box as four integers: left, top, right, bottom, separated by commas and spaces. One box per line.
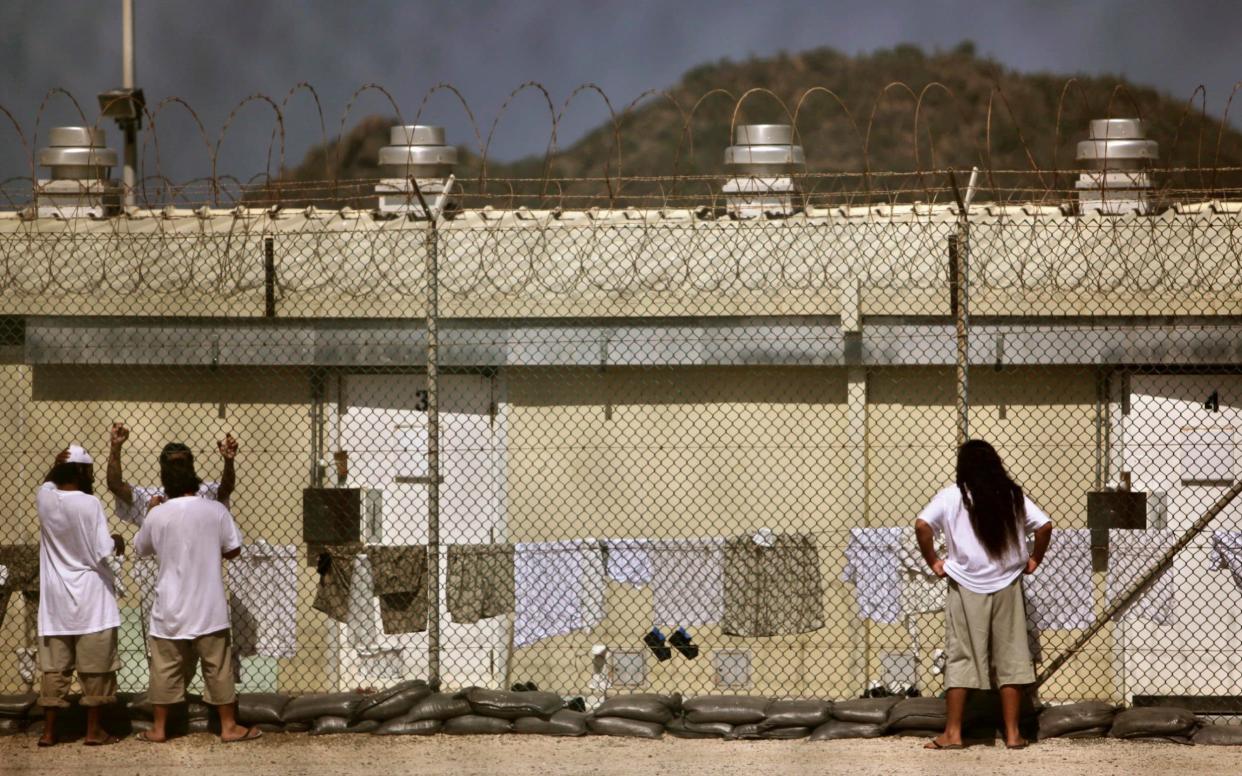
896, 526, 947, 617
347, 553, 385, 654
650, 538, 724, 627
226, 542, 299, 659
129, 556, 160, 635
1210, 530, 1242, 590
1106, 529, 1178, 625
603, 539, 654, 587
842, 527, 904, 624
514, 540, 606, 648
1023, 528, 1094, 630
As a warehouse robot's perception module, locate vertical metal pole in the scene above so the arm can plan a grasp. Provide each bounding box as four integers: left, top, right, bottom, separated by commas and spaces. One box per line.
412, 180, 441, 686
947, 170, 971, 446
121, 0, 136, 207
264, 236, 276, 317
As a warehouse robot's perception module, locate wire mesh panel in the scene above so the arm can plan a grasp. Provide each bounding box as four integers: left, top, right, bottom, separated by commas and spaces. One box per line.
1, 174, 1242, 714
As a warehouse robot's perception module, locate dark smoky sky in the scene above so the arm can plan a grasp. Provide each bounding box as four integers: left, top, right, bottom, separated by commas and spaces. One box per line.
3, 0, 1241, 183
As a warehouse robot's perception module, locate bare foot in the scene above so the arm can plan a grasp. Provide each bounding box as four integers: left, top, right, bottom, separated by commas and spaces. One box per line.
1005, 736, 1029, 749
137, 730, 167, 743
37, 733, 56, 748
84, 734, 120, 746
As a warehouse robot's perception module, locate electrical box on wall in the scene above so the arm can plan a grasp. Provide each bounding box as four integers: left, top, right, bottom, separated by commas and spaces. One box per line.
1087, 490, 1147, 572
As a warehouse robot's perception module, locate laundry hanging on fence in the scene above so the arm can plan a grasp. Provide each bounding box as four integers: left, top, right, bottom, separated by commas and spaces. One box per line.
368, 544, 429, 635
513, 540, 605, 648
1022, 528, 1094, 630
129, 555, 159, 635
0, 545, 38, 631
842, 528, 905, 624
896, 526, 947, 617
226, 541, 300, 658
1209, 530, 1242, 591
722, 532, 823, 636
650, 538, 724, 627
1106, 529, 1178, 625
446, 544, 515, 623
602, 539, 654, 588
311, 545, 360, 624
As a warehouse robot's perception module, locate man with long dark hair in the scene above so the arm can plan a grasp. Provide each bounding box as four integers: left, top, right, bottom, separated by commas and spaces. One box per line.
132, 453, 259, 743
35, 445, 125, 747
915, 439, 1053, 750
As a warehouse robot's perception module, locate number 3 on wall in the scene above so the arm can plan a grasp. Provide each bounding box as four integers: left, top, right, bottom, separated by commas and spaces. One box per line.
415, 390, 429, 412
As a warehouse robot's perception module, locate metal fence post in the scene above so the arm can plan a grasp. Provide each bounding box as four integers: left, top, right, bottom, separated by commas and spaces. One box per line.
948, 171, 972, 446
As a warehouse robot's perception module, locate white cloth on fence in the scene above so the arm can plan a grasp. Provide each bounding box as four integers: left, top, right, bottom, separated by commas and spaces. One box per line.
514, 540, 606, 648
1106, 529, 1178, 625
896, 526, 947, 617
842, 527, 904, 624
226, 541, 299, 659
0, 565, 8, 588
347, 553, 385, 654
129, 556, 160, 634
1023, 528, 1094, 630
650, 538, 725, 627
1210, 530, 1242, 590
603, 539, 654, 587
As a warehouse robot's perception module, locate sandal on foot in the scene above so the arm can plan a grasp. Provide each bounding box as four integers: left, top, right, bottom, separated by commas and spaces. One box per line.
84, 735, 121, 746
36, 739, 56, 748
136, 731, 166, 743
223, 727, 263, 744
925, 739, 964, 750
1006, 740, 1029, 750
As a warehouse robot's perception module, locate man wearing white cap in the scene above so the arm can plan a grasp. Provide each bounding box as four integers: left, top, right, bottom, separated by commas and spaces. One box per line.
36, 445, 125, 747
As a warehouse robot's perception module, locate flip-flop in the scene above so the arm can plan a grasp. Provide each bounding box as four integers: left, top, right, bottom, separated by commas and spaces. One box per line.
136, 731, 166, 743
1006, 740, 1029, 750
36, 739, 56, 748
925, 739, 964, 750
84, 735, 121, 747
223, 727, 263, 744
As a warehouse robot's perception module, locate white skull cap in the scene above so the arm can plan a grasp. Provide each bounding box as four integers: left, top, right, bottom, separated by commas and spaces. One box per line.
65, 445, 93, 465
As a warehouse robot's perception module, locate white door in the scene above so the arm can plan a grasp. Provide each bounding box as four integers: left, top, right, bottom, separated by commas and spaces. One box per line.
1115, 373, 1242, 700
327, 372, 509, 689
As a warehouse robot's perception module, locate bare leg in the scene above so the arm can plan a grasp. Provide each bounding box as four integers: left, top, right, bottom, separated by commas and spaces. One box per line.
215, 702, 254, 742
142, 704, 170, 742
925, 687, 968, 748
39, 708, 57, 747
999, 684, 1027, 747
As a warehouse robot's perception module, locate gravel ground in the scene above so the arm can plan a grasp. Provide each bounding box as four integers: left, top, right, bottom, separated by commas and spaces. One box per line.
3, 732, 1241, 776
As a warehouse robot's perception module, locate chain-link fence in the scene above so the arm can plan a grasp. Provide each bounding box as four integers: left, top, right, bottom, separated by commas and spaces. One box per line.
2, 174, 1241, 713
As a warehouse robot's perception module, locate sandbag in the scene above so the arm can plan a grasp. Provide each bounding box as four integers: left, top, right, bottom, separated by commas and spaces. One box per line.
374, 717, 443, 737
357, 681, 432, 722
465, 688, 564, 720
762, 726, 811, 740
588, 715, 664, 739
512, 710, 589, 736
886, 697, 947, 731
406, 693, 473, 722
285, 721, 311, 733
758, 699, 832, 731
1109, 707, 1197, 739
592, 694, 680, 724
186, 700, 211, 720
309, 715, 379, 735
1193, 725, 1242, 746
283, 693, 363, 723
808, 720, 887, 741
441, 714, 513, 735
683, 695, 770, 725
255, 723, 287, 733
1037, 701, 1117, 740
0, 717, 25, 735
665, 718, 733, 739
1061, 726, 1110, 739
127, 692, 155, 720
130, 719, 153, 733
186, 717, 213, 734
831, 697, 901, 724
726, 723, 763, 740
237, 693, 292, 726
0, 693, 36, 719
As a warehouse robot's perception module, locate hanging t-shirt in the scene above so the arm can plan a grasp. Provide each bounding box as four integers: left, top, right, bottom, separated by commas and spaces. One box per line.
916, 485, 1051, 595
133, 495, 243, 640
36, 482, 122, 637
114, 481, 221, 526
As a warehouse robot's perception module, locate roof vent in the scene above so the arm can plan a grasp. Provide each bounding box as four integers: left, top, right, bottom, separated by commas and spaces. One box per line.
1075, 119, 1159, 215
376, 125, 458, 217
36, 127, 121, 218
722, 124, 804, 218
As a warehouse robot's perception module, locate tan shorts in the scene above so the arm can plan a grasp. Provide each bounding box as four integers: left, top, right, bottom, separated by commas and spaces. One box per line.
148, 630, 236, 706
944, 577, 1035, 689
37, 628, 121, 707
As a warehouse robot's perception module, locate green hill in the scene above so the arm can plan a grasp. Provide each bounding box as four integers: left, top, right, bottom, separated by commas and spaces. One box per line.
263, 43, 1242, 208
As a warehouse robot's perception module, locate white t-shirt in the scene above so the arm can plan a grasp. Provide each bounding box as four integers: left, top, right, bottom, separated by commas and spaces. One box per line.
115, 481, 220, 526
917, 485, 1052, 594
36, 482, 122, 637
133, 495, 243, 640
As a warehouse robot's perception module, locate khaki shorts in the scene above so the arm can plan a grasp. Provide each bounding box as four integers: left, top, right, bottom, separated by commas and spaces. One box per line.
148, 630, 236, 706
37, 628, 121, 707
944, 577, 1035, 689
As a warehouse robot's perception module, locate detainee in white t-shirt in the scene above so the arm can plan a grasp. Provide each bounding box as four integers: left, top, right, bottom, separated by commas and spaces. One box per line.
36, 445, 125, 747
915, 440, 1053, 752
105, 422, 239, 526
132, 454, 260, 743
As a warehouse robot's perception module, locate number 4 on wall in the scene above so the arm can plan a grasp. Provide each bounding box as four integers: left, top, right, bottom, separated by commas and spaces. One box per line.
1205, 390, 1220, 412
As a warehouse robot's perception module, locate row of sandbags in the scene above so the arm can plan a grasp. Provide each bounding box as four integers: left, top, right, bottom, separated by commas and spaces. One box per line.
4, 687, 1242, 746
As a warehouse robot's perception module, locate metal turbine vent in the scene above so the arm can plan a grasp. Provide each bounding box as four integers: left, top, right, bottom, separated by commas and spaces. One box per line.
722, 124, 805, 218
1075, 118, 1159, 215
35, 127, 121, 218
376, 124, 459, 217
